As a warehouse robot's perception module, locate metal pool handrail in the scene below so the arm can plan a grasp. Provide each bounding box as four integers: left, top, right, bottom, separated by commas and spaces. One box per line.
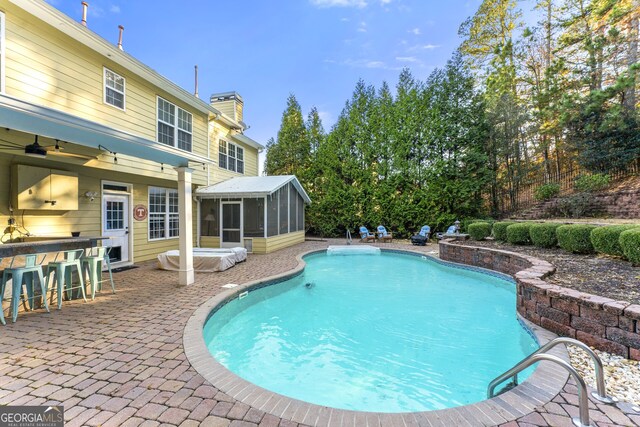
488, 353, 592, 427
532, 337, 616, 403
489, 337, 616, 404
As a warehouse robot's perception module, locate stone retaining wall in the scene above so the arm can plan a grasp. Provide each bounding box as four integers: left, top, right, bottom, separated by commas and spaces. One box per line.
594, 189, 640, 218
439, 241, 640, 360
523, 188, 640, 219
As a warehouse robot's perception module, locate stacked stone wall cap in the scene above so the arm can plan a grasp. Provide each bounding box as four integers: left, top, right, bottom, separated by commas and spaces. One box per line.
602, 301, 632, 315
623, 304, 640, 320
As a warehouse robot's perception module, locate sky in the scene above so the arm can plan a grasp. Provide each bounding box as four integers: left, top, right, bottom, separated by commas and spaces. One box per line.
45, 0, 534, 171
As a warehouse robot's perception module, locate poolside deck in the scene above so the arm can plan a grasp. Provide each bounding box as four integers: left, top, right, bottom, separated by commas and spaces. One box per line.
1, 239, 638, 427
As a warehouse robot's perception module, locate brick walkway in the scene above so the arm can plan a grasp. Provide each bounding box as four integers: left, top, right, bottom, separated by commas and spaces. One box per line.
0, 240, 638, 426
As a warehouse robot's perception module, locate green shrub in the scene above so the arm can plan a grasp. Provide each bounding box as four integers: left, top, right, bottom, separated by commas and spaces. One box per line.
574, 174, 610, 192
493, 221, 516, 242
620, 229, 640, 265
468, 222, 492, 241
506, 223, 534, 245
590, 225, 640, 257
557, 224, 597, 254
555, 193, 593, 218
534, 183, 561, 201
461, 218, 495, 233
530, 223, 561, 248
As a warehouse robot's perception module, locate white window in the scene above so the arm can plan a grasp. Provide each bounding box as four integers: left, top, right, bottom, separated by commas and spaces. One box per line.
157, 97, 192, 151
218, 139, 244, 174
104, 68, 125, 110
0, 12, 5, 93
148, 187, 179, 240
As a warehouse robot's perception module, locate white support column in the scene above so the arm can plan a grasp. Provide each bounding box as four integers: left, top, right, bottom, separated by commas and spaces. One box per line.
176, 167, 194, 286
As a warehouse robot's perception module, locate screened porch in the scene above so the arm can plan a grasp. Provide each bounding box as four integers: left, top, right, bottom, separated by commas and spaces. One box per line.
196, 176, 310, 254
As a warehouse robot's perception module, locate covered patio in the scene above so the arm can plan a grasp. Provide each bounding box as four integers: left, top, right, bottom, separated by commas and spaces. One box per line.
0, 94, 213, 286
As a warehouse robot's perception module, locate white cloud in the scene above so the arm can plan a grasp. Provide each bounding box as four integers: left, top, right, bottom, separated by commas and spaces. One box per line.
324, 57, 403, 70
409, 28, 421, 35
87, 4, 104, 17
341, 59, 402, 70
310, 0, 367, 8
396, 56, 418, 62
364, 60, 385, 68
341, 17, 350, 22
83, 1, 120, 17
357, 21, 367, 32
317, 110, 334, 125
408, 44, 441, 51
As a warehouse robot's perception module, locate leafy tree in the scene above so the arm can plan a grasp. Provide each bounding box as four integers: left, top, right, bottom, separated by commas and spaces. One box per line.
266, 0, 640, 232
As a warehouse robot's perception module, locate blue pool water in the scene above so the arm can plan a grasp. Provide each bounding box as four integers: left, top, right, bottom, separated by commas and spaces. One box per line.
203, 251, 538, 412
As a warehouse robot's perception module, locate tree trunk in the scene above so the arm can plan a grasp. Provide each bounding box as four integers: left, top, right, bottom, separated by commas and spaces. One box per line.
624, 11, 638, 113
543, 138, 552, 182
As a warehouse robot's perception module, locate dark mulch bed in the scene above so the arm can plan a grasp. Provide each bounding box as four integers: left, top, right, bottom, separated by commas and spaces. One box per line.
458, 240, 640, 305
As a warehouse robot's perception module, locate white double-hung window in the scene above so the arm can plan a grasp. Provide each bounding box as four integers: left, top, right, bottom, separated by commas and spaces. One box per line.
148, 187, 179, 240
104, 68, 125, 109
157, 97, 192, 152
218, 140, 244, 174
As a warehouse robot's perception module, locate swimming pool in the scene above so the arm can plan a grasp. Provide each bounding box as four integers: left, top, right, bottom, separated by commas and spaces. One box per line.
203, 250, 538, 413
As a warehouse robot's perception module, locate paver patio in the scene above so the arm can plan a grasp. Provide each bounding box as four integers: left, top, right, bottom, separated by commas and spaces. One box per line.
1, 240, 638, 427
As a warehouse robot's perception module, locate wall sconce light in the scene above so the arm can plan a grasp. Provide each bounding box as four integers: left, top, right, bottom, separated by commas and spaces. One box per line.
85, 191, 99, 202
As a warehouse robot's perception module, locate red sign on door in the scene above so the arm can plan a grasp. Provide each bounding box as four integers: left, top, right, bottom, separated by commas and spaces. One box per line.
133, 204, 148, 221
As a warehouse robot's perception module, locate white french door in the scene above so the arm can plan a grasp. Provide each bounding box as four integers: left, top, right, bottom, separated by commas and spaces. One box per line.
220, 202, 242, 248
102, 194, 130, 264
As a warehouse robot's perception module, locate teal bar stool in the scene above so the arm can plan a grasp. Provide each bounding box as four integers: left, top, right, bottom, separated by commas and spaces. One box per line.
0, 254, 50, 323
103, 247, 116, 293
45, 249, 87, 309
81, 247, 115, 300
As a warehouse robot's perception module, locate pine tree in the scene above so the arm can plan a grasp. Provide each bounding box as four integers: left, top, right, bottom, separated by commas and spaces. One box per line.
264, 94, 308, 176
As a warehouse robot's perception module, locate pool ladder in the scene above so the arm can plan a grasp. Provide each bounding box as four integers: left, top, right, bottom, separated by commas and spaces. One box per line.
346, 229, 352, 245
488, 337, 617, 427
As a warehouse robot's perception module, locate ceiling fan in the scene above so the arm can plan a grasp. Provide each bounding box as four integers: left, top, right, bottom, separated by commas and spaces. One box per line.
0, 135, 97, 160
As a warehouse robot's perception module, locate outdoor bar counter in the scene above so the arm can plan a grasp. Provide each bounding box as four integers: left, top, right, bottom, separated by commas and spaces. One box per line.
0, 237, 105, 258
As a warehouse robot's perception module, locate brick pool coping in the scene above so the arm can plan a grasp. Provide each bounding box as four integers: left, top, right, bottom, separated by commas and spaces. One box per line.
439, 241, 640, 361
184, 248, 570, 426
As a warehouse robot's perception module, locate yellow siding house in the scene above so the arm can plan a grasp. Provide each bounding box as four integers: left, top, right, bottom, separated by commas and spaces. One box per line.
0, 0, 307, 285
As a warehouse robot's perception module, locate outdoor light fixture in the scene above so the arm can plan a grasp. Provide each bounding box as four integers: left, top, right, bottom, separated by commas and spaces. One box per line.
98, 144, 117, 164
84, 191, 99, 202
24, 135, 47, 157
